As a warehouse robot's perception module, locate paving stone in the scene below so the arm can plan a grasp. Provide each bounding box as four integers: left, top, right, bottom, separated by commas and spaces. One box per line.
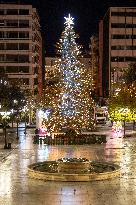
0, 128, 136, 204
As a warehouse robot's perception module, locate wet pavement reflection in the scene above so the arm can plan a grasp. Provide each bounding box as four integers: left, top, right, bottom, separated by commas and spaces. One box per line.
0, 128, 136, 204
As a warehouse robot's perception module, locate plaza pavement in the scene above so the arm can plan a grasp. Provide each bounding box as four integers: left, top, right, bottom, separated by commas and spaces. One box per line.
0, 126, 136, 204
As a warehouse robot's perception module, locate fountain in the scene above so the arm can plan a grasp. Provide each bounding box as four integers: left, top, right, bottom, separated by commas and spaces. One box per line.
28, 158, 120, 181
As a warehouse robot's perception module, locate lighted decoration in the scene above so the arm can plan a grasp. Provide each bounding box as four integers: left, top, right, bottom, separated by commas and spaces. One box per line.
58, 14, 94, 132
38, 109, 50, 120
36, 109, 51, 132
42, 14, 94, 133
38, 126, 50, 137
0, 111, 11, 117
64, 14, 74, 27
112, 121, 122, 133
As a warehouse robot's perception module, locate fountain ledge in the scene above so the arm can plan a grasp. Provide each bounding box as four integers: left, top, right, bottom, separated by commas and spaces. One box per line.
28, 161, 120, 182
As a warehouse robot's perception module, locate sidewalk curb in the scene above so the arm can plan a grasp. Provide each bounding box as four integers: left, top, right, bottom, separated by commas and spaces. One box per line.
0, 144, 19, 163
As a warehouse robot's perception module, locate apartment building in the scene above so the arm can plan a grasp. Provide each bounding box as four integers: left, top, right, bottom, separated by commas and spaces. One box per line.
99, 7, 136, 97
0, 3, 43, 96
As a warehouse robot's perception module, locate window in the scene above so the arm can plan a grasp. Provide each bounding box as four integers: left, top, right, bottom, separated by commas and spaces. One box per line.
111, 23, 125, 28
6, 66, 18, 73
127, 46, 136, 50
19, 32, 29, 39
0, 55, 4, 61
111, 45, 136, 50
112, 35, 136, 39
6, 66, 29, 73
6, 32, 18, 38
19, 20, 29, 28
0, 32, 4, 38
19, 9, 29, 15
6, 20, 18, 27
111, 12, 136, 17
7, 9, 18, 15
0, 66, 5, 73
111, 56, 136, 62
6, 43, 18, 50
19, 43, 29, 50
0, 43, 4, 50
0, 20, 4, 26
18, 55, 29, 63
6, 54, 18, 62
19, 66, 29, 73
0, 10, 4, 15
111, 45, 124, 50
111, 23, 136, 28
126, 57, 136, 61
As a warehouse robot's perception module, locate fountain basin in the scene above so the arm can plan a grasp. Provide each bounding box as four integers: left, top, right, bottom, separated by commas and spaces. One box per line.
28, 158, 120, 182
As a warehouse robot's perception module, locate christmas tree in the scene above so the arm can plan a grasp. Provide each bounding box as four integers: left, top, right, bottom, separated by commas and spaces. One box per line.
40, 68, 63, 133
56, 14, 94, 132
42, 14, 94, 134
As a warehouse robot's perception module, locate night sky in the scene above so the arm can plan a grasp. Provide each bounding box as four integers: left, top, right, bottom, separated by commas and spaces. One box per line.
2, 0, 136, 55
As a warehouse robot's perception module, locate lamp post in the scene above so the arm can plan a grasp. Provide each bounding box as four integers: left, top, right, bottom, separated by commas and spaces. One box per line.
0, 111, 11, 149
13, 100, 19, 140
23, 106, 27, 135
121, 108, 128, 137
16, 116, 19, 140
11, 109, 14, 128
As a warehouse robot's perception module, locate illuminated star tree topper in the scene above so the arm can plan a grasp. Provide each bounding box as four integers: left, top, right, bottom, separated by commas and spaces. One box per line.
64, 14, 74, 27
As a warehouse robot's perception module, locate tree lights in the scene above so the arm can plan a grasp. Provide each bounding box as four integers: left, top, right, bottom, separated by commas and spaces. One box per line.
42, 14, 94, 134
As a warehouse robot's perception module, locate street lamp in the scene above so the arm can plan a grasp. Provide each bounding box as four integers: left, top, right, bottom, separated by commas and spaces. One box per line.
120, 108, 129, 137
0, 111, 11, 149
22, 106, 27, 134
13, 100, 19, 140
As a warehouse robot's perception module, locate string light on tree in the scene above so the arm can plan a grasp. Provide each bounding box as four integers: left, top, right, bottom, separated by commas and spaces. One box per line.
41, 14, 94, 134
57, 14, 94, 132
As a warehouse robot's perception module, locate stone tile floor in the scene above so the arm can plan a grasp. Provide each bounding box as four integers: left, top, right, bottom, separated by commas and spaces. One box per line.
0, 128, 136, 204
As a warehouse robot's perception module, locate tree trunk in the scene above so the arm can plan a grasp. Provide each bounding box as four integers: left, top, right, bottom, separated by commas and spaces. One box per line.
133, 120, 135, 130
16, 120, 19, 140
123, 120, 126, 137
4, 126, 8, 149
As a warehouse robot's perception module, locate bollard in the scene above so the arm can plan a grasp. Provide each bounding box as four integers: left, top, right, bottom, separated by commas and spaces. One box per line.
8, 143, 11, 149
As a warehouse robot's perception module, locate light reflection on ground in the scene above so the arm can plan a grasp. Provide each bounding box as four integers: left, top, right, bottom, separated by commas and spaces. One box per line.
0, 128, 136, 204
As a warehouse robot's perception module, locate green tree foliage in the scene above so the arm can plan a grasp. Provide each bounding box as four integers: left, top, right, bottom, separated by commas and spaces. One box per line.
109, 85, 136, 122
109, 62, 136, 123
0, 78, 26, 112
123, 63, 136, 85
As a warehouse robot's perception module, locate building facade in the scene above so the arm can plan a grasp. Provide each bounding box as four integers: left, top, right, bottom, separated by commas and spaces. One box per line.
99, 7, 136, 97
0, 3, 43, 96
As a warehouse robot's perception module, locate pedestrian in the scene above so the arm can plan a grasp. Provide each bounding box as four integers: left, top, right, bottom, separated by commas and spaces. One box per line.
74, 189, 76, 195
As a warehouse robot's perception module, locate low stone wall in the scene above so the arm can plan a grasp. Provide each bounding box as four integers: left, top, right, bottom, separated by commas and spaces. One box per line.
33, 134, 107, 145
28, 161, 120, 182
